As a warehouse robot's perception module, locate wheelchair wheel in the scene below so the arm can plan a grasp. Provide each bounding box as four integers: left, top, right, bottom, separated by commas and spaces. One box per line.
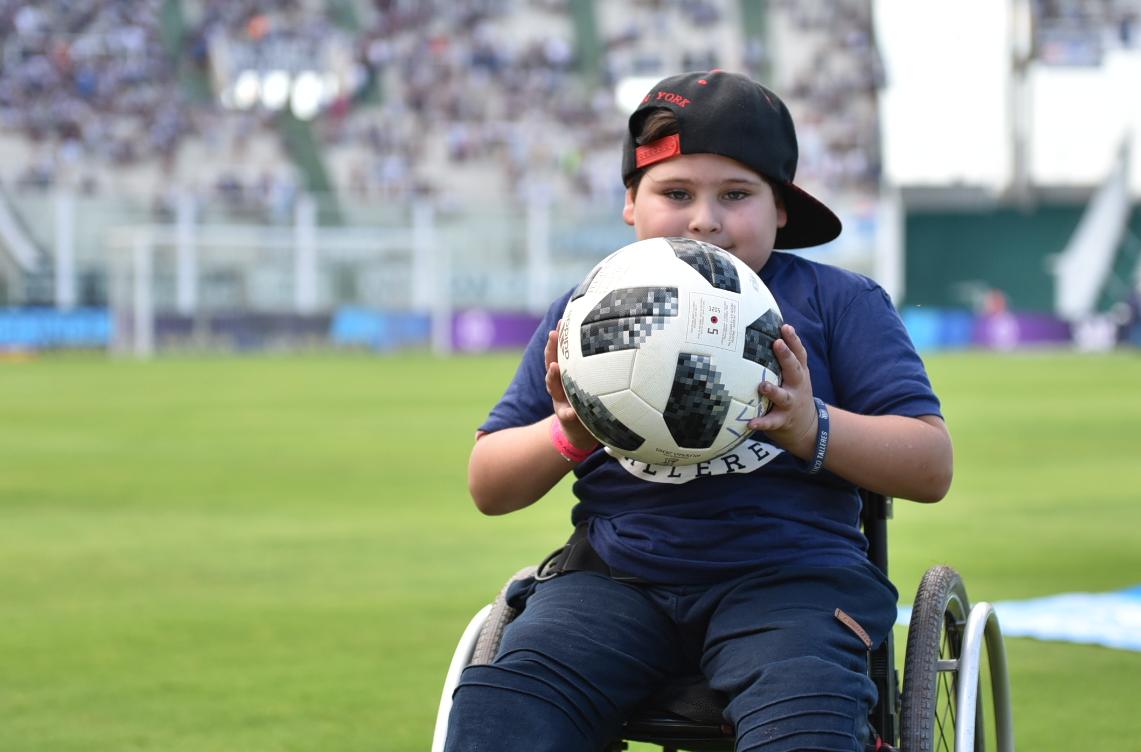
900, 565, 977, 752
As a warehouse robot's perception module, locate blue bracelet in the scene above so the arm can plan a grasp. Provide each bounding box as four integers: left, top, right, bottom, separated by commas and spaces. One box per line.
807, 397, 830, 475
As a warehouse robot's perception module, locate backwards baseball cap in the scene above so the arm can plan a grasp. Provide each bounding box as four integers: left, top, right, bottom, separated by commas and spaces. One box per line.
621, 70, 841, 249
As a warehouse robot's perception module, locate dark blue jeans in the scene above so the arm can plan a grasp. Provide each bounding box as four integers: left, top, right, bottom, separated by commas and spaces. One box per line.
445, 563, 896, 752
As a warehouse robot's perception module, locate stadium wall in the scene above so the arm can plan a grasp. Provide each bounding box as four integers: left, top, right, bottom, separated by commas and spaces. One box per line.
902, 204, 1087, 312
904, 202, 1140, 311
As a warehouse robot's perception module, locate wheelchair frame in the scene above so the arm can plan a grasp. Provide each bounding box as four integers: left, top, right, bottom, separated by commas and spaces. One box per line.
433, 491, 1014, 752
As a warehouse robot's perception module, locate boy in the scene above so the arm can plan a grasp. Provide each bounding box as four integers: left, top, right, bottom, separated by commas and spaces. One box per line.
446, 70, 952, 752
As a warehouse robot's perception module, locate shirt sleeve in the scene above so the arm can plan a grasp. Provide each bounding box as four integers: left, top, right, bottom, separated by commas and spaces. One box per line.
828, 285, 943, 418
478, 291, 573, 435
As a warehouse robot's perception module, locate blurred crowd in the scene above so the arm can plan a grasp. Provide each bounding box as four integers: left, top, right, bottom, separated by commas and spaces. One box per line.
0, 0, 189, 188
305, 0, 883, 209
332, 0, 600, 207
772, 0, 884, 192
0, 0, 896, 218
1033, 0, 1141, 65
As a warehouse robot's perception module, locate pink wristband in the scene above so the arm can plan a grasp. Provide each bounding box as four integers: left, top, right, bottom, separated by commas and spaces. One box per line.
549, 418, 598, 463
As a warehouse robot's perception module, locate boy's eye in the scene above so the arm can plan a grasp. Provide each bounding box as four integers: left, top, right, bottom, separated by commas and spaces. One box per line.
723, 190, 750, 201
663, 189, 690, 201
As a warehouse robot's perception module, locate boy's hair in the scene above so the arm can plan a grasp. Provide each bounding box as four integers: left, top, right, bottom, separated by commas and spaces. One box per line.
625, 109, 679, 196
620, 70, 841, 249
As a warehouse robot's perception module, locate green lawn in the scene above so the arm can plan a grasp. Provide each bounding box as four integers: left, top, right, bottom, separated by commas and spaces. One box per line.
2, 350, 1139, 750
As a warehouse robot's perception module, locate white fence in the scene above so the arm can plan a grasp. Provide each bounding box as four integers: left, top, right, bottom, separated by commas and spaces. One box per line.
100, 193, 631, 356
2, 187, 883, 356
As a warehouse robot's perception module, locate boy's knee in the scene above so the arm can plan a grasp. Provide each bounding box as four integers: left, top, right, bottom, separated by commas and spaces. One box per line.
729, 656, 875, 752
447, 663, 595, 751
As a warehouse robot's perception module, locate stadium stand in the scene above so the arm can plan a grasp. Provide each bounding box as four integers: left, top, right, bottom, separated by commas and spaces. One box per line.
2, 0, 1138, 351
1032, 0, 1141, 65
0, 0, 884, 212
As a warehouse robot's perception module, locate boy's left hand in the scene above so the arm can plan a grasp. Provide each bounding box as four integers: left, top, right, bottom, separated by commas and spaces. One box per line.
746, 323, 820, 460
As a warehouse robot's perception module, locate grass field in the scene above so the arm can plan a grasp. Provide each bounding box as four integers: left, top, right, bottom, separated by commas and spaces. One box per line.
2, 349, 1140, 751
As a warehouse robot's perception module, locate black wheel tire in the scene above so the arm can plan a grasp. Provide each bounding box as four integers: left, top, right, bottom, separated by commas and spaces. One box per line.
470, 567, 536, 665
900, 565, 974, 752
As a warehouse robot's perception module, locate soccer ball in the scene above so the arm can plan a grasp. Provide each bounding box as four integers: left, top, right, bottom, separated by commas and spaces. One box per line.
557, 236, 784, 466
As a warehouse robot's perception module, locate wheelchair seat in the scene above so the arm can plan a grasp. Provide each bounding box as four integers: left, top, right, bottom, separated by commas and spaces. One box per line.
620, 674, 731, 751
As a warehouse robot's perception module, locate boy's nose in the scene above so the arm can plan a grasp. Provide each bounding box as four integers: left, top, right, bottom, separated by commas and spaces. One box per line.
687, 202, 722, 236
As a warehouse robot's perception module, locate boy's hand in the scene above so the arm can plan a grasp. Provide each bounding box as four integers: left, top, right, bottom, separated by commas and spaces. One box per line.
746, 324, 820, 460
545, 322, 597, 449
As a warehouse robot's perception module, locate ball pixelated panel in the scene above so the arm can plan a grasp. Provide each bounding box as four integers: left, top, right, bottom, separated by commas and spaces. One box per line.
581, 318, 671, 356
663, 353, 731, 448
743, 309, 784, 375
580, 286, 679, 356
665, 237, 741, 294
582, 286, 679, 324
562, 372, 646, 452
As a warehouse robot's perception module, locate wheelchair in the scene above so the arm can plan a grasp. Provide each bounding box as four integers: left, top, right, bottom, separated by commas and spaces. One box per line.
433, 492, 1014, 751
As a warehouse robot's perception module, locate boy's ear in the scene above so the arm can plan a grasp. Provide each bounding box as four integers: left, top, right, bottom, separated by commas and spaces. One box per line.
622, 188, 636, 226
774, 188, 788, 228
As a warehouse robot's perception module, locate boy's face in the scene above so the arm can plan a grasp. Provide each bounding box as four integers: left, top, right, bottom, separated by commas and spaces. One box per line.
622, 153, 787, 272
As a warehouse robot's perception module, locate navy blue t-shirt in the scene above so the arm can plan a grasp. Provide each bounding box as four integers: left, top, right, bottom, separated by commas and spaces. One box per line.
479, 251, 942, 585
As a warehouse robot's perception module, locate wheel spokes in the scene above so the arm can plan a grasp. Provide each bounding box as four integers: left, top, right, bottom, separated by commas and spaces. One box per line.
933, 618, 961, 751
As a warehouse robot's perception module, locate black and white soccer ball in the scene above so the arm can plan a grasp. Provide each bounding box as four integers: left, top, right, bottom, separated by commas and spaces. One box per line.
557, 236, 784, 466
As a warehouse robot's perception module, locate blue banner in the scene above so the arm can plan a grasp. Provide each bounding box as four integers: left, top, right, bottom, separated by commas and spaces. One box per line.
0, 308, 112, 348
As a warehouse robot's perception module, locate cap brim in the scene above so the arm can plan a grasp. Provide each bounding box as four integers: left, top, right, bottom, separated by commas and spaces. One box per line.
774, 184, 842, 249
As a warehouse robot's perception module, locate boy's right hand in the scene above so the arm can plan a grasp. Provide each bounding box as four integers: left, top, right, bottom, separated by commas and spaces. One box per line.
544, 323, 597, 450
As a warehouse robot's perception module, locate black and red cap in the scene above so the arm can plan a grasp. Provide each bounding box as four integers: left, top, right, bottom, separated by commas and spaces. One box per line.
621, 70, 841, 249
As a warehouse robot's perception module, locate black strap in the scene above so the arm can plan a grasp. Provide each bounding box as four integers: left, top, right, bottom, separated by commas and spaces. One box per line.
536, 523, 647, 584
